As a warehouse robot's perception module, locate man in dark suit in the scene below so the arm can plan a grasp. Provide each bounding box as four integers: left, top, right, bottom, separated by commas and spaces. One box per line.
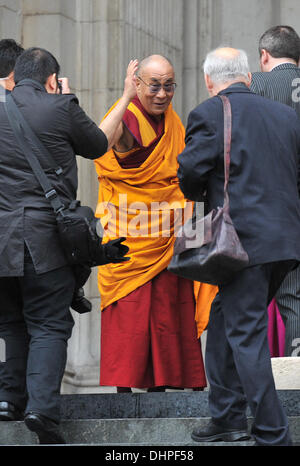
0, 47, 137, 443
251, 25, 300, 357
177, 47, 300, 446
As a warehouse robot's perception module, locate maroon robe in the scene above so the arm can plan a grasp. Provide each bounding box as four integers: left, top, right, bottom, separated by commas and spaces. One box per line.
100, 97, 207, 389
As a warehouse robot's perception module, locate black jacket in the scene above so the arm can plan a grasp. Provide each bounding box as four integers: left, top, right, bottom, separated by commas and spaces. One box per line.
177, 84, 300, 266
0, 79, 108, 276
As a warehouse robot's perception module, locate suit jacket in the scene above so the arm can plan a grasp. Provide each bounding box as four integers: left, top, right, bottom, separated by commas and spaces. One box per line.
0, 79, 107, 276
251, 63, 300, 118
177, 83, 300, 266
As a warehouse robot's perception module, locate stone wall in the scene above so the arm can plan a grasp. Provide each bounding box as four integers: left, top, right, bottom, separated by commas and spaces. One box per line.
1, 0, 300, 392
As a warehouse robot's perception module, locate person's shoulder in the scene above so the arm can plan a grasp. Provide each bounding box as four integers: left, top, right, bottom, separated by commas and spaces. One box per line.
46, 93, 79, 106
251, 71, 268, 81
185, 96, 223, 132
252, 89, 299, 119
40, 93, 81, 118
251, 67, 300, 88
250, 71, 270, 91
273, 99, 300, 120
189, 95, 222, 117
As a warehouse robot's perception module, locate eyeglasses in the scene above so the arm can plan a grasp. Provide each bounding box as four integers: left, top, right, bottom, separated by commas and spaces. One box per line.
137, 76, 177, 94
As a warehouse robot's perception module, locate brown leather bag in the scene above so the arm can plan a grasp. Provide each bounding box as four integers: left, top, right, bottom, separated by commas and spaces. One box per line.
168, 95, 249, 286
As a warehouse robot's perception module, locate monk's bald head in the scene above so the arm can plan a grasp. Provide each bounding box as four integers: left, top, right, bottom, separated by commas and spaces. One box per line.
137, 54, 174, 77
136, 54, 176, 117
203, 46, 250, 84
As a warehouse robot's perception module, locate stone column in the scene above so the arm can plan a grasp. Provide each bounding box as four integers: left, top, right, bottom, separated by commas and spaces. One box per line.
62, 0, 186, 393
0, 1, 22, 41
182, 0, 285, 123
0, 0, 185, 394
59, 0, 112, 393
0, 0, 108, 393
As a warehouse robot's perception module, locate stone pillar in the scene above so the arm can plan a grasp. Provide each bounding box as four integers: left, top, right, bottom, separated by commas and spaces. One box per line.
0, 0, 186, 394
279, 0, 300, 31
62, 0, 186, 393
181, 0, 286, 123
0, 0, 108, 393
0, 1, 22, 41
59, 0, 112, 393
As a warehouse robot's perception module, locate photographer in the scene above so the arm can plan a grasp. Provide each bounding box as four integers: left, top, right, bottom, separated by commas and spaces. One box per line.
0, 47, 137, 444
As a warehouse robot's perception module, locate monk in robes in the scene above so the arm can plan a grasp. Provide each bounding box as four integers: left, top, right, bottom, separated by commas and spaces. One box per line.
94, 55, 207, 392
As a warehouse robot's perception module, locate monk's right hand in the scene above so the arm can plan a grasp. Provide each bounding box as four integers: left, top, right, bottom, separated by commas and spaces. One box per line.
123, 59, 138, 101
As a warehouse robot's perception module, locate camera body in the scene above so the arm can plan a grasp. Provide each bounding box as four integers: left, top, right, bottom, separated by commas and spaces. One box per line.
57, 80, 63, 94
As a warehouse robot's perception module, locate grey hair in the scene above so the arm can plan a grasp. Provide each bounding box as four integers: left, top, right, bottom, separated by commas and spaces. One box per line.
203, 47, 250, 84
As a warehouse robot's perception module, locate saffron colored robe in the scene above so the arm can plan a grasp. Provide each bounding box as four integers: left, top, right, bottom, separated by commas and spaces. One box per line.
94, 97, 209, 388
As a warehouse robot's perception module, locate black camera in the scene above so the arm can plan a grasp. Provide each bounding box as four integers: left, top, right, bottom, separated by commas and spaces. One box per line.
57, 80, 63, 94
71, 287, 92, 314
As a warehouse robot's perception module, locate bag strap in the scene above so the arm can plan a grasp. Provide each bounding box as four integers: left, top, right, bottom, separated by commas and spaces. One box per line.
4, 94, 65, 214
218, 95, 232, 211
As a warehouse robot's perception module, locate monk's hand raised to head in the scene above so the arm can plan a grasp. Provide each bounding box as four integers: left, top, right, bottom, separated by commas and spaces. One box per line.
99, 60, 138, 151
123, 59, 138, 101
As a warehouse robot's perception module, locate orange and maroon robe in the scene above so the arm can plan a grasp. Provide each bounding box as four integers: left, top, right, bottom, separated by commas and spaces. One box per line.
94, 96, 210, 388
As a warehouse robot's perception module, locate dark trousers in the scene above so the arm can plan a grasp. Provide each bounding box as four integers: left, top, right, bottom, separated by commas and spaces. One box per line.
206, 261, 296, 446
0, 253, 75, 423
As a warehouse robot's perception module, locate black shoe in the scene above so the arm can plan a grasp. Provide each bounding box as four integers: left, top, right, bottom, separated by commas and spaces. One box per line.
0, 402, 23, 421
191, 420, 251, 442
24, 412, 66, 444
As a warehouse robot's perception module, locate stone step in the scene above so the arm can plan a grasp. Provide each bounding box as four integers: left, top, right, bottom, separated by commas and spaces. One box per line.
59, 390, 300, 420
0, 416, 299, 446
1, 391, 299, 446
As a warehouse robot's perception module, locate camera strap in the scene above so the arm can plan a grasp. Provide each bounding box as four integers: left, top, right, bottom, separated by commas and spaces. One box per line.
5, 94, 65, 214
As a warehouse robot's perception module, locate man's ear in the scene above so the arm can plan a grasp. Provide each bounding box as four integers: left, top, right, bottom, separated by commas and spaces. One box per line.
260, 49, 270, 70
8, 71, 14, 81
204, 74, 214, 94
246, 71, 252, 88
135, 76, 142, 96
45, 73, 57, 94
6, 71, 15, 90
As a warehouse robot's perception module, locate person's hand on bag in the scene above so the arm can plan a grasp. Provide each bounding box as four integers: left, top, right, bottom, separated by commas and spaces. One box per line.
103, 237, 130, 263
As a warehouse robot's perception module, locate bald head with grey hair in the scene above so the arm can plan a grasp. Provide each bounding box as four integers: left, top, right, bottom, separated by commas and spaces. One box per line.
203, 47, 251, 96
137, 54, 173, 76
